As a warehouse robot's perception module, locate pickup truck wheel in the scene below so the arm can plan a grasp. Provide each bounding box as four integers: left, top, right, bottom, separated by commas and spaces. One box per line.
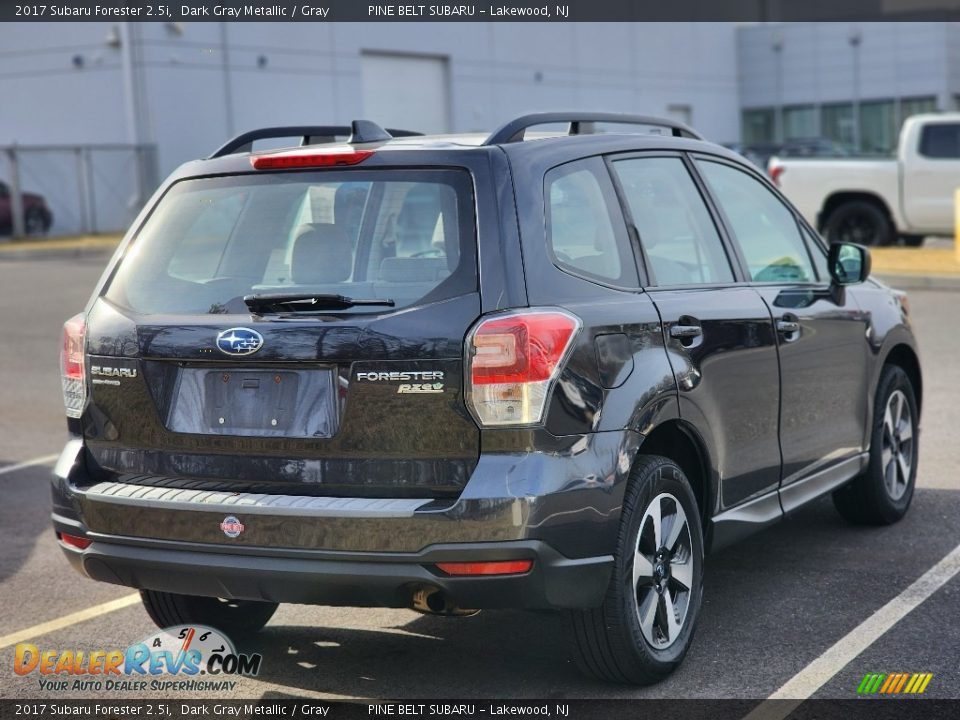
568, 455, 703, 684
140, 590, 278, 637
833, 365, 918, 525
824, 201, 894, 247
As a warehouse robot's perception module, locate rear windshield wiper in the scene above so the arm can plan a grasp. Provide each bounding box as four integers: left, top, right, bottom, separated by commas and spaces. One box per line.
243, 293, 395, 314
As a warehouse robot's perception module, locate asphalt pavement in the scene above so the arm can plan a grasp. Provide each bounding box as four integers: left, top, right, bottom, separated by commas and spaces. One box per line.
1, 251, 959, 702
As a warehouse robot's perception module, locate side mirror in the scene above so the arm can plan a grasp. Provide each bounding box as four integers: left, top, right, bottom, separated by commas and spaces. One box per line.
828, 242, 871, 286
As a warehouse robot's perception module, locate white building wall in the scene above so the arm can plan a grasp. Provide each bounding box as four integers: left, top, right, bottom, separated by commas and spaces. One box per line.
1, 21, 741, 182
738, 22, 950, 109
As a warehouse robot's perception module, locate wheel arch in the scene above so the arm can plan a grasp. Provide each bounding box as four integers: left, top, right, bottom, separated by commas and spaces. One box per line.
636, 419, 714, 532
883, 343, 923, 416
820, 191, 895, 232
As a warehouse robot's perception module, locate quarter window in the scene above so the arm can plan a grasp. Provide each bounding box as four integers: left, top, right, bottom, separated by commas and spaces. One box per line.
612, 157, 733, 286
697, 160, 815, 284
545, 158, 637, 286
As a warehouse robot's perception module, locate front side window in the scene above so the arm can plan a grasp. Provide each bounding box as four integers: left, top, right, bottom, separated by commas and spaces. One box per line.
697, 160, 815, 284
105, 169, 475, 315
612, 156, 733, 286
545, 158, 637, 287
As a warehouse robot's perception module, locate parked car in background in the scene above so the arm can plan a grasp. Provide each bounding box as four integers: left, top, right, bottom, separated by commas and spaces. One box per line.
0, 181, 53, 236
778, 137, 851, 158
769, 114, 960, 246
722, 141, 781, 170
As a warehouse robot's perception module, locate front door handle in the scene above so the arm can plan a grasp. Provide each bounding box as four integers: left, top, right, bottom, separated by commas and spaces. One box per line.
776, 316, 801, 341
670, 324, 703, 339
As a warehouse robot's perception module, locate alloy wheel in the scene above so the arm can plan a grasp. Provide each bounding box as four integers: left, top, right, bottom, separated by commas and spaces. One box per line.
881, 389, 914, 501
633, 492, 694, 649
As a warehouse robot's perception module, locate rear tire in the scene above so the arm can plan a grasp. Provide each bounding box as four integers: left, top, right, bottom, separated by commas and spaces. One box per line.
140, 590, 278, 637
824, 200, 894, 247
568, 455, 703, 684
833, 365, 918, 525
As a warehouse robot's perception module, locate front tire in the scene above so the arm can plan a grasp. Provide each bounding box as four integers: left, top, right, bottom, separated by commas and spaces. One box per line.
24, 208, 50, 237
568, 455, 704, 684
140, 590, 278, 637
833, 365, 918, 525
824, 200, 894, 247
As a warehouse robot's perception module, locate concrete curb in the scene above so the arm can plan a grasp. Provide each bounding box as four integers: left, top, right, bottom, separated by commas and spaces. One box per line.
0, 236, 120, 261
875, 273, 960, 291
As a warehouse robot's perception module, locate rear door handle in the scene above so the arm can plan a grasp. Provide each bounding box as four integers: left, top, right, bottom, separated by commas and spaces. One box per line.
776, 320, 800, 334
670, 324, 703, 340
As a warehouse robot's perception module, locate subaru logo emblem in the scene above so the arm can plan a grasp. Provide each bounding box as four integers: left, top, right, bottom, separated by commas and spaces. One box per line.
216, 327, 263, 356
220, 515, 245, 538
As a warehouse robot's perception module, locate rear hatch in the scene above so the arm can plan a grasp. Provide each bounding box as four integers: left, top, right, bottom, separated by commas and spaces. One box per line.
82, 163, 480, 498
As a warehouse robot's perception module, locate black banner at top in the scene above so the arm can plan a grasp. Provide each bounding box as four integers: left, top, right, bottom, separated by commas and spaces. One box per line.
4, 0, 960, 22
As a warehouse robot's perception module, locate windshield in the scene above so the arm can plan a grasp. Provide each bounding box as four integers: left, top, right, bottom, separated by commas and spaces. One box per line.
104, 169, 476, 315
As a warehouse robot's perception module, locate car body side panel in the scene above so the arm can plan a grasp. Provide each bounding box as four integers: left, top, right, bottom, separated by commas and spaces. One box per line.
850, 280, 922, 446
752, 285, 872, 485
651, 287, 782, 510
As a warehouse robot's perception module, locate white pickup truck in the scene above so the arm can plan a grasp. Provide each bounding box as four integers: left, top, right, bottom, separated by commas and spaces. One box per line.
768, 114, 960, 246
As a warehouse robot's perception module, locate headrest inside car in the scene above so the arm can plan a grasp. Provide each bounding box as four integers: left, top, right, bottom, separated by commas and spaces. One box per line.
291, 223, 352, 284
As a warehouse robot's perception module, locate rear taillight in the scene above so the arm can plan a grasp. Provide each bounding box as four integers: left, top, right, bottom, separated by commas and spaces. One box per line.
465, 309, 580, 427
769, 164, 785, 186
250, 148, 374, 170
61, 313, 86, 418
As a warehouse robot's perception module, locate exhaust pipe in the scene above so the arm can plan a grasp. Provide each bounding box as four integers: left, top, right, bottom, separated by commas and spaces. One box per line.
410, 587, 480, 617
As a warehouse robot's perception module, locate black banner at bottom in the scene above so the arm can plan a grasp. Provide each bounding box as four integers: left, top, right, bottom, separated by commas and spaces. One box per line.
1, 699, 958, 720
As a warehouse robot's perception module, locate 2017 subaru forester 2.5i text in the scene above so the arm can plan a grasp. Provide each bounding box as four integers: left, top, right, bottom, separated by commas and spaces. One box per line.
52, 114, 922, 684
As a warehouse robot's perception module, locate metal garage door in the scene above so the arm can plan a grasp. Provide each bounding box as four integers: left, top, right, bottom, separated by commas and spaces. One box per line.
360, 53, 451, 134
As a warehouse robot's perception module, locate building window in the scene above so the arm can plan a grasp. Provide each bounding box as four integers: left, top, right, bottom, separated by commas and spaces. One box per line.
860, 100, 897, 155
900, 97, 938, 127
743, 109, 775, 144
783, 105, 818, 140
821, 104, 856, 152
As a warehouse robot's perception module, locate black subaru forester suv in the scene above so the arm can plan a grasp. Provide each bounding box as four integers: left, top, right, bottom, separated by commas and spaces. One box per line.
54, 114, 922, 684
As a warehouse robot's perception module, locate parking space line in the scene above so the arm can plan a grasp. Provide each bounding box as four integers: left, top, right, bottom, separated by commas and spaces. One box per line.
0, 454, 59, 477
743, 541, 960, 719
0, 594, 140, 650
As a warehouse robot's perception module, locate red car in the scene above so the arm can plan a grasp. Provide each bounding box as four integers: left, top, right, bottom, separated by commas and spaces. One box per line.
0, 181, 53, 236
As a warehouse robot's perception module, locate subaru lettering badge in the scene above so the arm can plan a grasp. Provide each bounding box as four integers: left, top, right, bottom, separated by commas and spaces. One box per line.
220, 516, 245, 538
216, 327, 263, 356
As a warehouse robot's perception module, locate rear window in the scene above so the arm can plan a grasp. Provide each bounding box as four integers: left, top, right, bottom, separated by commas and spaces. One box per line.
918, 123, 960, 159
104, 169, 476, 315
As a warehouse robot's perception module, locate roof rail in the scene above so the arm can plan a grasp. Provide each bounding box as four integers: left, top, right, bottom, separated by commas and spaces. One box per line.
483, 112, 703, 146
208, 121, 422, 159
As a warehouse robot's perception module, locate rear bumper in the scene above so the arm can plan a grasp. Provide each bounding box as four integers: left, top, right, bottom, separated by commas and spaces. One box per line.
51, 434, 634, 609
54, 525, 611, 610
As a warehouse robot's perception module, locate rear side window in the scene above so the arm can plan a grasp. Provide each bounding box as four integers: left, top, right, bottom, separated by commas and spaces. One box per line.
918, 123, 960, 159
697, 160, 815, 284
612, 157, 734, 286
105, 169, 475, 315
545, 157, 638, 287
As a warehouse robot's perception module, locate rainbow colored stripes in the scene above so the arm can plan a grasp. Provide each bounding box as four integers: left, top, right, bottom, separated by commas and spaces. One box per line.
857, 672, 933, 695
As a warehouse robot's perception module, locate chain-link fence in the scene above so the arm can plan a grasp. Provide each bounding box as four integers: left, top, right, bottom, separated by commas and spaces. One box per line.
1, 144, 158, 239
